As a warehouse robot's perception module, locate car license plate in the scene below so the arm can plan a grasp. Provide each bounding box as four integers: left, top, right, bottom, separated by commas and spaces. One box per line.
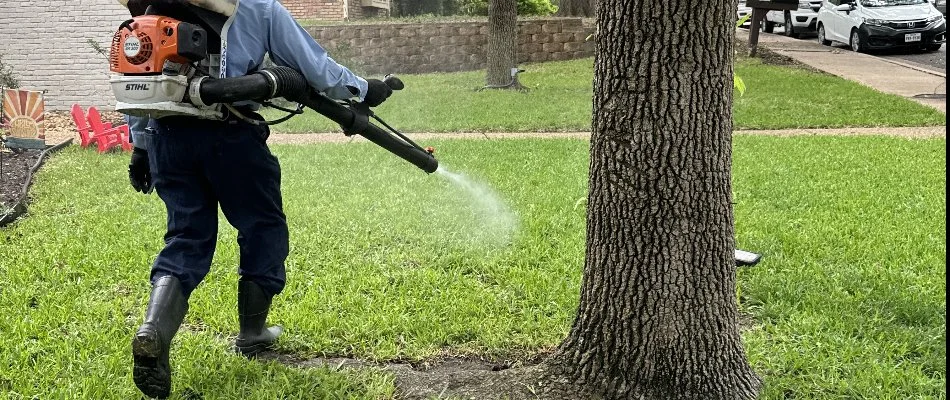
905, 33, 922, 42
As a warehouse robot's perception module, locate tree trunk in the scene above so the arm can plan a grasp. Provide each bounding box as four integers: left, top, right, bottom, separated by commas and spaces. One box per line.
442, 0, 459, 15
485, 0, 524, 89
547, 0, 762, 398
556, 0, 594, 17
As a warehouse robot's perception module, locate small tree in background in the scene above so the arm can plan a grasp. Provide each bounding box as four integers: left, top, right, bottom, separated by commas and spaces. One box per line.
0, 54, 19, 89
484, 0, 526, 90
555, 0, 593, 17
462, 0, 556, 16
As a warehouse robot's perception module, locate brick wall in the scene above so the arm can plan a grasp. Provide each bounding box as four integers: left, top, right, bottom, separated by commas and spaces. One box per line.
307, 18, 594, 75
281, 0, 345, 20
0, 0, 131, 111
280, 0, 390, 20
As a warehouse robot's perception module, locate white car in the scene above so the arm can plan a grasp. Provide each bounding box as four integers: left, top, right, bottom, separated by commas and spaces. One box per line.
764, 0, 824, 37
816, 0, 947, 52
738, 0, 753, 28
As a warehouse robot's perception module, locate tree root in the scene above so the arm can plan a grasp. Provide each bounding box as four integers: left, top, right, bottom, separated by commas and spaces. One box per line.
478, 81, 529, 92
478, 71, 529, 93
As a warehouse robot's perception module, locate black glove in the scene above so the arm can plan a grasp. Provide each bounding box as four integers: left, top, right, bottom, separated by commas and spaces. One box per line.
129, 147, 153, 194
362, 79, 393, 108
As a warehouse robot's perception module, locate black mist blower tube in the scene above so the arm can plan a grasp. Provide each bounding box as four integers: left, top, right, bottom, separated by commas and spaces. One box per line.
296, 92, 440, 174
197, 66, 310, 105
194, 66, 439, 174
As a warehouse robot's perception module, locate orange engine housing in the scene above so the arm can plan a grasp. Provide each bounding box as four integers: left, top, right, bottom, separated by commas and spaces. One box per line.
110, 15, 208, 75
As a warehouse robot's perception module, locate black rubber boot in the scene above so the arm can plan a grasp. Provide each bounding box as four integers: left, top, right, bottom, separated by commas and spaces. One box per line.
132, 276, 189, 399
235, 279, 283, 357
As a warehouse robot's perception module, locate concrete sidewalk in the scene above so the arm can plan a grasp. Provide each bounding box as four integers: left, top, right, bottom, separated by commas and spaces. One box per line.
737, 29, 947, 113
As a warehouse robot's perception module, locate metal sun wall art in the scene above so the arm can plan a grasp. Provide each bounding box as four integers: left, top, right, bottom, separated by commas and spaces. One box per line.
1, 88, 47, 150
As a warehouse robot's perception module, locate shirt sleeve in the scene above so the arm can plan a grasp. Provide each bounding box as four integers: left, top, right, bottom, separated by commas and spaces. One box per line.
126, 115, 151, 150
266, 1, 368, 101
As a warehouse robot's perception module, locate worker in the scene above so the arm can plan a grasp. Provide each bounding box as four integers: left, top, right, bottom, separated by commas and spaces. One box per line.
117, 0, 393, 398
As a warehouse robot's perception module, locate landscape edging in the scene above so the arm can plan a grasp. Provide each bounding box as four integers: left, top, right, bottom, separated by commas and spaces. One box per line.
0, 138, 74, 228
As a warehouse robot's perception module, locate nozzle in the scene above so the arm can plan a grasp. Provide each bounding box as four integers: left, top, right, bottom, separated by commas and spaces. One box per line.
383, 74, 405, 91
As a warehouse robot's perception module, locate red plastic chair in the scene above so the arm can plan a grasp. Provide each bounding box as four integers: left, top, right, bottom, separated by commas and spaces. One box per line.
70, 104, 96, 148
70, 104, 130, 153
87, 106, 132, 152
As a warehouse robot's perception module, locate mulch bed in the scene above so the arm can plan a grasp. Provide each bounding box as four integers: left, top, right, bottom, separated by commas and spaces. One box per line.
0, 138, 72, 226
0, 148, 41, 209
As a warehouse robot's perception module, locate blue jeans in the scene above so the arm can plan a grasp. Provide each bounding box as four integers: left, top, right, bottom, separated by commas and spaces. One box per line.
145, 115, 288, 297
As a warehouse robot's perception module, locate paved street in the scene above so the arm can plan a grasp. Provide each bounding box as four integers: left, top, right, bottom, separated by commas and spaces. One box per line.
869, 43, 945, 72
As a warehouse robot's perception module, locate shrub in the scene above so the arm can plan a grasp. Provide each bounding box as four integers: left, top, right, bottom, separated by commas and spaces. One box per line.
460, 0, 558, 16
0, 53, 19, 89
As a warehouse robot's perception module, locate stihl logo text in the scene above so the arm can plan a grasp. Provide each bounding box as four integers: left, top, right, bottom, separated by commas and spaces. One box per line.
124, 36, 142, 57
126, 84, 151, 91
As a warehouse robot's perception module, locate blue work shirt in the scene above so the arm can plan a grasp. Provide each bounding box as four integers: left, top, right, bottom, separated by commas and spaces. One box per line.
128, 0, 367, 149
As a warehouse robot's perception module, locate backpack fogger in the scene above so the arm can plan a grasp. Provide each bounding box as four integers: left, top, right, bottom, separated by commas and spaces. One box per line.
108, 2, 438, 173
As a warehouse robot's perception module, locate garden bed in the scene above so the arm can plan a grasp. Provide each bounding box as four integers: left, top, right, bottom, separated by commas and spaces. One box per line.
0, 148, 41, 206
0, 139, 71, 226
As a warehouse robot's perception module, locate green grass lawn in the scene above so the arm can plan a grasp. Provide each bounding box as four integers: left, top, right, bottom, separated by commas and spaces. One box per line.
264, 58, 947, 133
0, 136, 944, 398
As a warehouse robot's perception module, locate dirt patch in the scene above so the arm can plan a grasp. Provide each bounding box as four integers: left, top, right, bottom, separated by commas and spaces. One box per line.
758, 46, 821, 71
734, 32, 825, 73
265, 350, 548, 373
43, 112, 80, 145
254, 351, 577, 399
0, 147, 41, 209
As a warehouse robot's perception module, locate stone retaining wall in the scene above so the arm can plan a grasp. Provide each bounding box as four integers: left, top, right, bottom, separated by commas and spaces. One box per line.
307, 18, 594, 74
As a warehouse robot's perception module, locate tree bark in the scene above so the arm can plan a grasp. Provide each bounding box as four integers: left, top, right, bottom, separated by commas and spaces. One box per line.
485, 0, 524, 89
546, 0, 762, 398
556, 0, 595, 17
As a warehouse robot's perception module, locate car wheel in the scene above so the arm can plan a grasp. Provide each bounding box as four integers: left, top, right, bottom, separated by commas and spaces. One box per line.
850, 29, 867, 53
818, 24, 831, 45
764, 20, 775, 33
784, 11, 798, 38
